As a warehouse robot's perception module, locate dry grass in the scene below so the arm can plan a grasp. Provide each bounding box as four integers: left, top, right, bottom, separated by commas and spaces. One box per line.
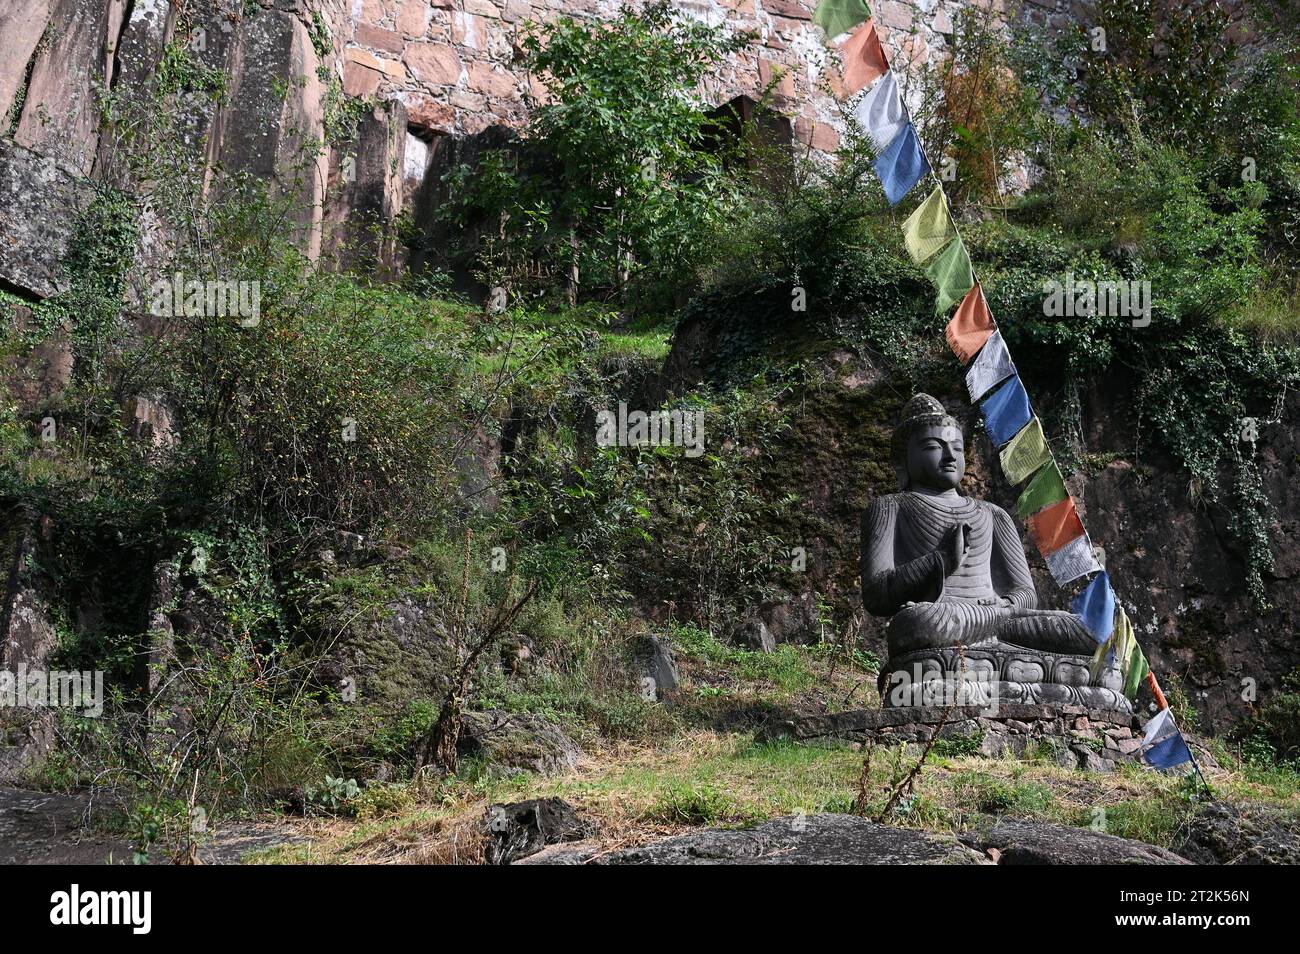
248, 725, 1300, 865
244, 637, 1298, 865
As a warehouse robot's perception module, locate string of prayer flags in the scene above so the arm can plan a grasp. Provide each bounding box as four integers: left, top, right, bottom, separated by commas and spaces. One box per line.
874, 123, 929, 205
840, 19, 889, 95
903, 186, 955, 264
1140, 707, 1193, 770
1027, 496, 1086, 559
999, 418, 1051, 485
1072, 571, 1116, 644
945, 283, 995, 364
965, 329, 1015, 400
813, 0, 873, 41
925, 237, 974, 314
854, 70, 905, 153
1015, 460, 1068, 519
1090, 602, 1127, 675
980, 375, 1032, 448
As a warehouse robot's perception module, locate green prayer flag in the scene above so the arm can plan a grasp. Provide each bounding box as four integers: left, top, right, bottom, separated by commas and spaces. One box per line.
1090, 607, 1149, 699
925, 237, 974, 314
903, 186, 955, 264
1090, 609, 1128, 681
999, 417, 1052, 485
813, 0, 872, 40
1016, 460, 1067, 519
1123, 635, 1151, 699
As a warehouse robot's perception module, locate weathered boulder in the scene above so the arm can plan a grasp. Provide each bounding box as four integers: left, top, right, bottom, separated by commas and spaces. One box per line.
4, 304, 74, 412
735, 610, 777, 652
960, 818, 1192, 865
319, 595, 459, 710
530, 814, 986, 865
122, 394, 179, 449
1, 510, 58, 677
635, 634, 679, 696
1174, 802, 1300, 865
0, 509, 60, 782
458, 710, 583, 778
12, 0, 124, 175
483, 797, 597, 865
0, 140, 96, 297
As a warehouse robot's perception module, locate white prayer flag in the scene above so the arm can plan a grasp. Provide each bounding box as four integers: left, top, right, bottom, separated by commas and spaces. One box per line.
853, 70, 905, 154
965, 329, 1015, 401
1045, 534, 1102, 585
1143, 707, 1176, 746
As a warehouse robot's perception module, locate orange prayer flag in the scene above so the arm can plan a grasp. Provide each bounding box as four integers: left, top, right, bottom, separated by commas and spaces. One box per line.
945, 282, 995, 364
840, 19, 889, 96
1028, 496, 1087, 556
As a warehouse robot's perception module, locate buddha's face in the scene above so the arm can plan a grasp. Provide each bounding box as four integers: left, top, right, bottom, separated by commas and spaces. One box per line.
905, 423, 965, 491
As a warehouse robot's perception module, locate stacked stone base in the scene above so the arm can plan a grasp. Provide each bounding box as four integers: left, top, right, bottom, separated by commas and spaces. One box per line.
765, 704, 1145, 773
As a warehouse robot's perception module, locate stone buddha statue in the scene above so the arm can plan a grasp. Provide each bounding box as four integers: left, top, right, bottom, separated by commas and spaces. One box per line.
862, 394, 1129, 712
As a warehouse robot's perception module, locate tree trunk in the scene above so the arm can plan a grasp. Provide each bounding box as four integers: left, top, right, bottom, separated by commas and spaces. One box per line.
566, 228, 579, 306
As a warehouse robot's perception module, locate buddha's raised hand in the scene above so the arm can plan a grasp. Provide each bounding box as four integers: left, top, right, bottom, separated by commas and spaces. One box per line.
939, 522, 971, 575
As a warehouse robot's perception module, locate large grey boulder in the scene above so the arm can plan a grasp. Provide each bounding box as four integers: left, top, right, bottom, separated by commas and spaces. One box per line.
635, 635, 679, 697
0, 141, 96, 298
1174, 802, 1300, 865
531, 814, 985, 865
459, 711, 583, 778
960, 818, 1191, 865
0, 510, 60, 782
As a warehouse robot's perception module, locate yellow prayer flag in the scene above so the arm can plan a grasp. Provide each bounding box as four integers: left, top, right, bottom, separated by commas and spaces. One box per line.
903, 186, 955, 264
999, 417, 1052, 485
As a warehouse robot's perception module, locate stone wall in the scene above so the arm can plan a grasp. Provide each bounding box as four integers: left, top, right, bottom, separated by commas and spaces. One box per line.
763, 702, 1161, 773
341, 0, 1002, 152
0, 0, 1278, 295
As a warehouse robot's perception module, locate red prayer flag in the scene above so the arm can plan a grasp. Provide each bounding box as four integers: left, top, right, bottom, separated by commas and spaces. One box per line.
1028, 497, 1087, 556
840, 19, 889, 96
946, 282, 995, 364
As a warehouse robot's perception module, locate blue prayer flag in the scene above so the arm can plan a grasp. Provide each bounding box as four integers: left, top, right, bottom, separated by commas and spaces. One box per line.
1141, 709, 1194, 770
874, 123, 929, 206
1071, 571, 1116, 644
980, 375, 1033, 448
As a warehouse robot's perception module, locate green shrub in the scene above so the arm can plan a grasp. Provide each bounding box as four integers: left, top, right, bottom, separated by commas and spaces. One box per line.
443, 0, 747, 307
956, 773, 1055, 815
643, 781, 758, 827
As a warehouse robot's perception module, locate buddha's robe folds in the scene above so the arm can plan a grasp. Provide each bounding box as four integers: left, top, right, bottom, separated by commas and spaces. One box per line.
861, 492, 1097, 657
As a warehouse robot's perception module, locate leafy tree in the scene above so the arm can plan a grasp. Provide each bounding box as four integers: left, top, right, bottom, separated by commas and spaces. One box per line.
446, 1, 749, 308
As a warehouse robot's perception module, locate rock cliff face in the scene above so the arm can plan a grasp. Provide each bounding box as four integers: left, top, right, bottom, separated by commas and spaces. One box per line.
0, 0, 1079, 297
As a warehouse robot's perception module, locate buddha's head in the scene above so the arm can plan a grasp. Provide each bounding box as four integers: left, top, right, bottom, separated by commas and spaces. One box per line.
891, 393, 965, 492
